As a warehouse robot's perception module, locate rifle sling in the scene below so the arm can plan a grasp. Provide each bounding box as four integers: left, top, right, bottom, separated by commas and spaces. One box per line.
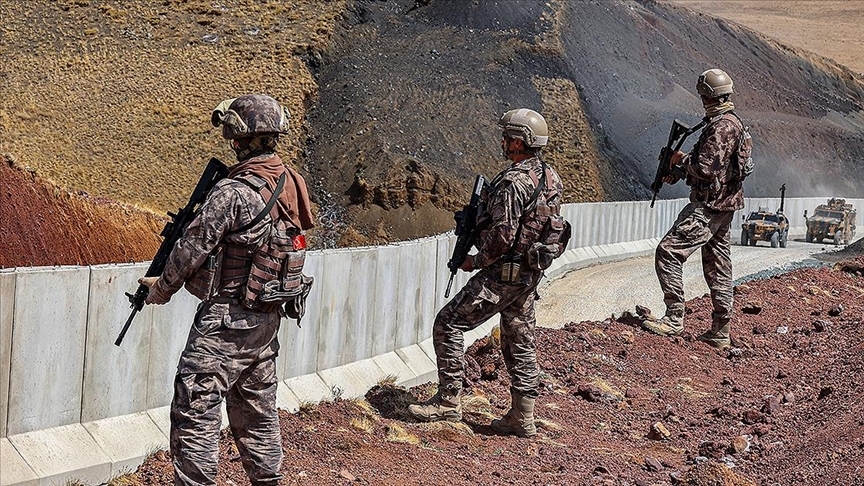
506, 161, 548, 258
233, 172, 287, 233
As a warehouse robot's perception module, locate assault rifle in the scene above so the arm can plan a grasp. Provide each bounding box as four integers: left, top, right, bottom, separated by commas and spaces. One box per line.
650, 119, 705, 207
114, 157, 230, 346
444, 175, 488, 298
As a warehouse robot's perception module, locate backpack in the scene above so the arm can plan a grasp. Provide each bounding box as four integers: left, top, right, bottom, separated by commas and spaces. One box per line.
730, 112, 754, 181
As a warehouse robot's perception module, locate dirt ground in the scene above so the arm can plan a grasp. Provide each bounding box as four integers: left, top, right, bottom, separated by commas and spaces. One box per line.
669, 1, 864, 75
125, 245, 864, 485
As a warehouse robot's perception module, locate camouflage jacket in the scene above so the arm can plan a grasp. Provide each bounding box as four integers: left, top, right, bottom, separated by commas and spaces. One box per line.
149, 160, 281, 303
683, 112, 745, 212
474, 156, 564, 273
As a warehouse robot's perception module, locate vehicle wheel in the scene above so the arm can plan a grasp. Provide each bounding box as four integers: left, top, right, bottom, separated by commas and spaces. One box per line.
770, 232, 779, 248
834, 231, 843, 245
806, 232, 813, 243
741, 229, 749, 246
780, 231, 788, 248
749, 236, 757, 246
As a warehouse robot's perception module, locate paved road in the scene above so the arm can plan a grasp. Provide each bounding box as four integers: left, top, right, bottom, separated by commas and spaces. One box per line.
536, 235, 843, 328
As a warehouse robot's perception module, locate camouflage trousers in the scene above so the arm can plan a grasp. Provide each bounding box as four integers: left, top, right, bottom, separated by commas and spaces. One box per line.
655, 202, 735, 336
433, 267, 542, 399
171, 301, 283, 486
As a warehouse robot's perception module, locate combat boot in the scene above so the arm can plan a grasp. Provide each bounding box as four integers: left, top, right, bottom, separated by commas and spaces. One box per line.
697, 320, 731, 349
490, 391, 536, 438
408, 391, 462, 422
641, 315, 684, 337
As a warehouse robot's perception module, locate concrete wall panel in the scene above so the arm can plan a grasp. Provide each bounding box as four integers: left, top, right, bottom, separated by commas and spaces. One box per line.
317, 247, 378, 370
398, 238, 437, 349
433, 234, 455, 315
371, 245, 400, 357
82, 263, 154, 423
1, 270, 15, 438
279, 251, 323, 380
7, 267, 89, 435
145, 289, 199, 410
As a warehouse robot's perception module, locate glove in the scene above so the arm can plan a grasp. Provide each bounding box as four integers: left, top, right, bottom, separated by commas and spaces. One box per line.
139, 277, 171, 305
663, 151, 686, 184
459, 255, 475, 272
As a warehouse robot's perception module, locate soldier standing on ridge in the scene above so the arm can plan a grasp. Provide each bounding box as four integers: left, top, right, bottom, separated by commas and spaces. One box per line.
408, 109, 569, 437
139, 94, 314, 485
641, 69, 753, 349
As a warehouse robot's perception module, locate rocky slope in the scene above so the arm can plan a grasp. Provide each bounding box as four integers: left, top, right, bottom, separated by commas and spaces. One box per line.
0, 154, 162, 268
125, 247, 864, 485
3, 0, 864, 257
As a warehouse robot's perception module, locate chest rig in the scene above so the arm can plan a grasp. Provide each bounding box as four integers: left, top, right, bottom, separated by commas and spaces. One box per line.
187, 172, 310, 316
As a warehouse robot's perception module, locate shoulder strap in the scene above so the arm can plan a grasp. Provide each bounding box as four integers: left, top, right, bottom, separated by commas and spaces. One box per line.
509, 161, 548, 253
233, 172, 286, 233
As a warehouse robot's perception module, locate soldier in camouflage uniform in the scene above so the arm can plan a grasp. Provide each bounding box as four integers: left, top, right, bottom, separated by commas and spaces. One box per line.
642, 69, 749, 349
408, 109, 568, 437
140, 94, 314, 485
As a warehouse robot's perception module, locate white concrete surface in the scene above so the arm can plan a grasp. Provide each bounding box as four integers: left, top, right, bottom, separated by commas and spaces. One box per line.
372, 244, 400, 357
394, 344, 437, 387
7, 424, 112, 486
279, 251, 322, 380
82, 412, 168, 478
7, 267, 89, 436
146, 289, 199, 410
275, 384, 301, 413
83, 263, 153, 423
1, 437, 38, 486
283, 373, 333, 405
397, 237, 438, 350
372, 351, 414, 385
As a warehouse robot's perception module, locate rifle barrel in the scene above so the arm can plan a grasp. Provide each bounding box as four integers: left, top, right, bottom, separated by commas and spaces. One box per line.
114, 309, 138, 346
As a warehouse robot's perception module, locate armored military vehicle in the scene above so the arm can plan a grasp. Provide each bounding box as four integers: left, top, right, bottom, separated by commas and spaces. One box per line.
805, 198, 857, 245
741, 184, 789, 248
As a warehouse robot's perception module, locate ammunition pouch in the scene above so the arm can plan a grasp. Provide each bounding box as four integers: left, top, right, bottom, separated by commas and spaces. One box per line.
500, 253, 522, 283
258, 273, 314, 323
185, 246, 225, 300
526, 243, 557, 271
526, 215, 571, 271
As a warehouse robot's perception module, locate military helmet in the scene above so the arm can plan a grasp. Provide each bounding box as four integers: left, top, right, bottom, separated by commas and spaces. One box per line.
498, 108, 548, 148
211, 94, 291, 139
696, 69, 734, 98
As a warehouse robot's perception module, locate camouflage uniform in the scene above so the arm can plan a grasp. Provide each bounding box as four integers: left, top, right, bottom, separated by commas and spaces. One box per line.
434, 156, 564, 399
149, 153, 297, 486
653, 112, 745, 344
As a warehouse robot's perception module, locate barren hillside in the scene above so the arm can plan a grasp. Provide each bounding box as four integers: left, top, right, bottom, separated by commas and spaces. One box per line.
2, 0, 864, 257
0, 154, 162, 268
670, 1, 864, 76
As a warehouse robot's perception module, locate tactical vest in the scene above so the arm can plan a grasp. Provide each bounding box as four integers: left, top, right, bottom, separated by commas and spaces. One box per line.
186, 173, 308, 313
496, 159, 567, 269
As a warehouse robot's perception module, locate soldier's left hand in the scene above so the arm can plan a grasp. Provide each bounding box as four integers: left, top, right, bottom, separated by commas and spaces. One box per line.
669, 150, 685, 168
459, 255, 475, 272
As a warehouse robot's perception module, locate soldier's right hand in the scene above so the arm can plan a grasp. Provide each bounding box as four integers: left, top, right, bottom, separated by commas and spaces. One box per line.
139, 277, 171, 305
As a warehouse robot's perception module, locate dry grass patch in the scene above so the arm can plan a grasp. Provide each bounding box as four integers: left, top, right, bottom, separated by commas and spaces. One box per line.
385, 423, 420, 445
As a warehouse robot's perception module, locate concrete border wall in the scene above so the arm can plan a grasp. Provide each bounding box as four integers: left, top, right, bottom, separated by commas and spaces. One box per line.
0, 196, 858, 485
